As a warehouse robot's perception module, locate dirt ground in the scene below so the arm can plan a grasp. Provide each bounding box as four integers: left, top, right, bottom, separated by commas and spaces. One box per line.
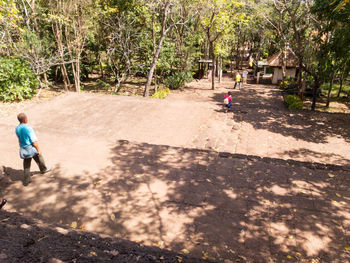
1, 77, 350, 262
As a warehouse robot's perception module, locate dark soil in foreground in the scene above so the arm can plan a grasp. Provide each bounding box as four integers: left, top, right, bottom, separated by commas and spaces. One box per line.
0, 210, 215, 263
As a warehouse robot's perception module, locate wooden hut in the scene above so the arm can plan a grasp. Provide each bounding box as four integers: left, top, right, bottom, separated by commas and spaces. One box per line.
267, 47, 299, 84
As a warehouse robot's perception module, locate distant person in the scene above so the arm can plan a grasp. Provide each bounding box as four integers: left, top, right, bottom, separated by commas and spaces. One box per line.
224, 91, 232, 113
249, 56, 254, 68
0, 198, 6, 209
242, 70, 248, 84
207, 69, 212, 81
15, 113, 51, 186
233, 72, 242, 89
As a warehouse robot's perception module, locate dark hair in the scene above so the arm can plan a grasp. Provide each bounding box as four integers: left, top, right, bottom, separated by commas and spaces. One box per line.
228, 91, 232, 95
17, 113, 27, 123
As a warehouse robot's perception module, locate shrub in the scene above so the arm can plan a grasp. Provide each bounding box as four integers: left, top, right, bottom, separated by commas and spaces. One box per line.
285, 94, 303, 110
96, 79, 111, 90
152, 88, 170, 99
163, 71, 193, 90
0, 58, 38, 102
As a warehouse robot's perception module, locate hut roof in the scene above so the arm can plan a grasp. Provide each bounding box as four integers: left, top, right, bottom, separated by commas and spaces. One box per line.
267, 47, 298, 68
199, 59, 213, 63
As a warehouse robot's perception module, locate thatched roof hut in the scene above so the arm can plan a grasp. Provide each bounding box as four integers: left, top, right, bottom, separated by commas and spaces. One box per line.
267, 47, 299, 68
267, 47, 299, 84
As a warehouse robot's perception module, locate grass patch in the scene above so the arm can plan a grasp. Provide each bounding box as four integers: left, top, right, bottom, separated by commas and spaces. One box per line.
321, 80, 350, 98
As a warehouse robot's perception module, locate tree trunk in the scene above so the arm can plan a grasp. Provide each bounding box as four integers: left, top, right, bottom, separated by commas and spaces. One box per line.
53, 22, 70, 90
99, 55, 104, 79
43, 73, 49, 87
144, 2, 171, 97
337, 73, 344, 98
311, 75, 320, 111
75, 55, 81, 93
144, 34, 167, 97
281, 46, 287, 88
326, 71, 334, 108
212, 55, 216, 90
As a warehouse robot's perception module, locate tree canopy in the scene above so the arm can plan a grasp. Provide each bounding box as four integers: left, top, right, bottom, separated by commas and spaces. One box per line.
0, 0, 349, 108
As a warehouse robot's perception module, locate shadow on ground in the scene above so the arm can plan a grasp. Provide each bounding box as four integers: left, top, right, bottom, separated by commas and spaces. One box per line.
1, 140, 349, 262
211, 86, 350, 144
0, 210, 214, 263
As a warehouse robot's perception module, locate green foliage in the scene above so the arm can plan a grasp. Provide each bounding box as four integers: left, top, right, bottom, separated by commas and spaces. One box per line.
285, 95, 303, 110
96, 79, 111, 90
0, 58, 38, 102
163, 71, 193, 90
280, 79, 296, 89
152, 88, 170, 99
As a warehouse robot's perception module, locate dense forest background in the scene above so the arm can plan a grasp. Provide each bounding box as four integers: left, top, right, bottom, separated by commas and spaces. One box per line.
0, 0, 349, 110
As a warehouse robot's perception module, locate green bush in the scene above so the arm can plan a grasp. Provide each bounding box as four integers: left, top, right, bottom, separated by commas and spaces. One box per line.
0, 58, 38, 102
96, 79, 111, 90
152, 88, 170, 99
163, 71, 193, 90
285, 94, 303, 110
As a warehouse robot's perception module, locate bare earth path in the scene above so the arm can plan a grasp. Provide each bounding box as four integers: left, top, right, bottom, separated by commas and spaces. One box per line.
1, 78, 350, 262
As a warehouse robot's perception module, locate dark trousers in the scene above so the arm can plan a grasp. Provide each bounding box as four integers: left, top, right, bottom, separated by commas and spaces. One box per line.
234, 81, 241, 89
23, 154, 47, 178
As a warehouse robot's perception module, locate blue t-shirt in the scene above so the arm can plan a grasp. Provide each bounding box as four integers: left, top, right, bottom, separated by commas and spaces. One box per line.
15, 124, 38, 148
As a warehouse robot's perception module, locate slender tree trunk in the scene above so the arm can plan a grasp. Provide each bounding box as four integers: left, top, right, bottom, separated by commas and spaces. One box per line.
144, 34, 167, 97
254, 41, 262, 77
337, 73, 344, 98
212, 55, 216, 90
281, 44, 287, 88
75, 55, 81, 93
311, 64, 321, 111
53, 23, 70, 90
326, 71, 335, 108
144, 2, 171, 97
43, 73, 48, 87
98, 54, 104, 79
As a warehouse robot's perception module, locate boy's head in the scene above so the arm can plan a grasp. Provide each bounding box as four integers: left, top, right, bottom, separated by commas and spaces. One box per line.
228, 91, 232, 96
17, 113, 28, 124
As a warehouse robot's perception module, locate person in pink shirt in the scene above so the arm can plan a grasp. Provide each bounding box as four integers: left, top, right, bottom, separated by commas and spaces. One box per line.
224, 91, 232, 113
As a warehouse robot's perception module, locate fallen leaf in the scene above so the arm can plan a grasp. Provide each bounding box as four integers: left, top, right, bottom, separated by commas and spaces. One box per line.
296, 252, 301, 257
328, 173, 335, 178
89, 251, 97, 256
1, 218, 9, 222
345, 246, 350, 251
71, 221, 77, 229
181, 249, 189, 254
176, 256, 183, 262
203, 242, 209, 246
336, 193, 342, 198
340, 201, 347, 205
206, 179, 212, 183
287, 255, 293, 259
80, 224, 85, 230
236, 168, 242, 171
202, 252, 209, 259
288, 235, 294, 239
37, 236, 46, 242
157, 241, 164, 247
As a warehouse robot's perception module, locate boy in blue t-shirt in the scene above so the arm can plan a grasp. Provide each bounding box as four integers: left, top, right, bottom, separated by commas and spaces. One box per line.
15, 113, 51, 186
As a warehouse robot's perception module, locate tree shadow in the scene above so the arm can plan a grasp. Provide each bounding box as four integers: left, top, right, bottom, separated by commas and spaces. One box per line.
210, 85, 350, 144
1, 140, 349, 262
0, 210, 214, 263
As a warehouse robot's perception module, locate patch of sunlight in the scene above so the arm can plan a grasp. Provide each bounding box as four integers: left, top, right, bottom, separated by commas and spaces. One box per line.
223, 189, 238, 199
269, 185, 289, 195
297, 231, 331, 257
